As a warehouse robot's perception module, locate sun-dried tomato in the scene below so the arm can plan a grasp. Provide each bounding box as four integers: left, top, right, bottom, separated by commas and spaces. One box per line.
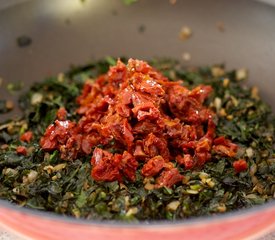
40, 58, 240, 188
16, 146, 27, 156
156, 168, 183, 188
141, 155, 165, 177
143, 133, 170, 161
56, 107, 67, 121
20, 131, 33, 143
120, 151, 138, 181
233, 159, 248, 173
91, 148, 138, 182
91, 148, 121, 182
213, 136, 238, 157
176, 154, 194, 169
189, 85, 213, 103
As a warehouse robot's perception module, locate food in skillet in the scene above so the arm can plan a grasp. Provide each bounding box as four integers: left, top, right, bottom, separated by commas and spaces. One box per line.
0, 58, 274, 220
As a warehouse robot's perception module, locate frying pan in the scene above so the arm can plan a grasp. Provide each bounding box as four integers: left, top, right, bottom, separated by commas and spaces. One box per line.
0, 0, 274, 239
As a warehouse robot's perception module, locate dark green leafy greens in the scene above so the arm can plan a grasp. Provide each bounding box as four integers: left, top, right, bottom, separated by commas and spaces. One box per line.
0, 58, 274, 221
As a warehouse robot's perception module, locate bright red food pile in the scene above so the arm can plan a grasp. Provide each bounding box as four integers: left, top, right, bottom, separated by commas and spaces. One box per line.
40, 59, 244, 187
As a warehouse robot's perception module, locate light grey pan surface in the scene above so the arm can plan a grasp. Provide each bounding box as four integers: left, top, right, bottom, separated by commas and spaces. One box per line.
0, 0, 275, 122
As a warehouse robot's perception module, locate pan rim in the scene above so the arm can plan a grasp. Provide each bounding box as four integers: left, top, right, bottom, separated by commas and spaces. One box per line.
0, 198, 274, 227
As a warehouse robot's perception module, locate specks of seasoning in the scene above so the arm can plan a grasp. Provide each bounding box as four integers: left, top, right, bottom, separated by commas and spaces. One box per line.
111, 9, 118, 16
205, 178, 215, 188
236, 68, 248, 81
0, 100, 14, 113
199, 172, 209, 181
3, 168, 18, 176
213, 97, 222, 111
1, 144, 9, 150
216, 21, 225, 32
211, 66, 225, 77
179, 26, 192, 41
52, 175, 58, 181
138, 24, 146, 33
57, 73, 65, 82
31, 92, 43, 105
223, 78, 230, 87
12, 186, 20, 195
261, 150, 269, 158
144, 182, 155, 190
219, 108, 227, 117
246, 147, 254, 158
249, 164, 257, 177
143, 177, 155, 190
185, 189, 199, 195
17, 35, 32, 48
166, 201, 180, 211
182, 175, 190, 184
251, 86, 260, 100
43, 165, 54, 174
182, 52, 191, 61
226, 115, 233, 121
126, 207, 138, 216
72, 208, 81, 218
23, 170, 38, 184
0, 120, 26, 132
5, 100, 14, 111
217, 203, 227, 212
169, 0, 177, 5
53, 163, 67, 172
27, 146, 35, 155
7, 82, 24, 93
230, 96, 239, 107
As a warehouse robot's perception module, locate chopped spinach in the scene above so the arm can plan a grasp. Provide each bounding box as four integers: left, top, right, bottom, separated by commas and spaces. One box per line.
0, 59, 274, 221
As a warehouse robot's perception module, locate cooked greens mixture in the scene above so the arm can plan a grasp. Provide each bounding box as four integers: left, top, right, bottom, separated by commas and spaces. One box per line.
0, 58, 274, 221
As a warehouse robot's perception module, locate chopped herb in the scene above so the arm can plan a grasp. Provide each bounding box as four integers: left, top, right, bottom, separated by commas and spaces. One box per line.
182, 52, 191, 62
105, 56, 117, 66
0, 100, 14, 113
7, 82, 24, 93
16, 35, 32, 48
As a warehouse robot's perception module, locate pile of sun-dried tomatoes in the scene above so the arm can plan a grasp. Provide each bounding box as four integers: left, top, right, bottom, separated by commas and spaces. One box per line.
40, 59, 246, 188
